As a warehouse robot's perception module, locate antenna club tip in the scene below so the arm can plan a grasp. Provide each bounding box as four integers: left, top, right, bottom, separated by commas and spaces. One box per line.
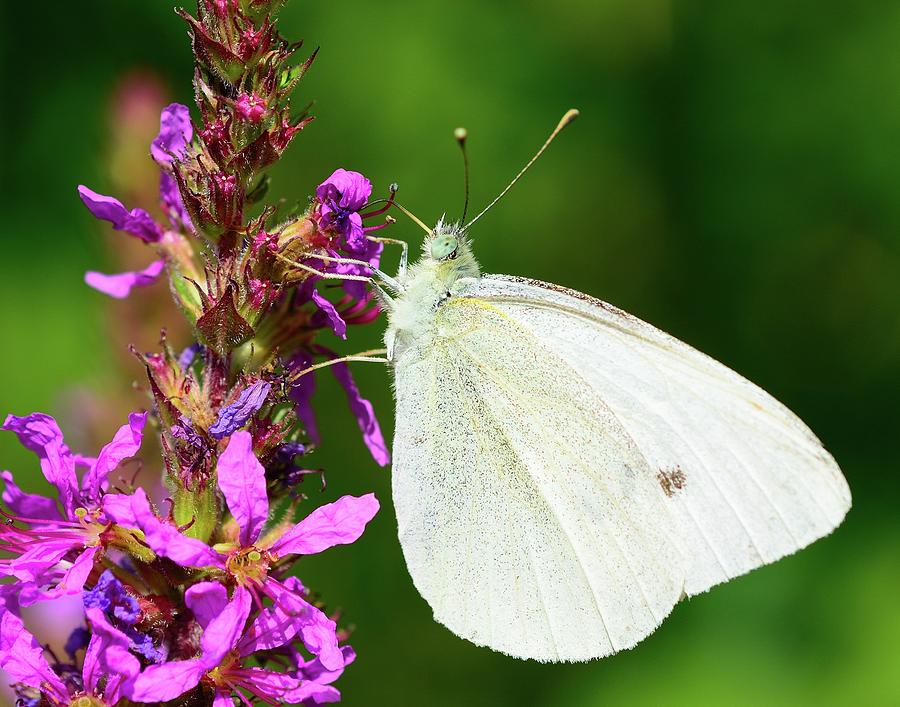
561, 108, 580, 126
454, 127, 468, 143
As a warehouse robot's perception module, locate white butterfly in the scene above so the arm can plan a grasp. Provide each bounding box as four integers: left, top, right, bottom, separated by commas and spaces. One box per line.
371, 112, 851, 663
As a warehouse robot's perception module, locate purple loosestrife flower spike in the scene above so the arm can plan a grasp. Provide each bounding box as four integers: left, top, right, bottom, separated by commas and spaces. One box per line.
38, 4, 395, 703
209, 380, 272, 439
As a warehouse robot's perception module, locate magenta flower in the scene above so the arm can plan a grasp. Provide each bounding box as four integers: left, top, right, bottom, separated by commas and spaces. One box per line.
235, 92, 268, 123
104, 434, 379, 657
78, 103, 194, 299
316, 168, 372, 250
0, 411, 147, 603
280, 626, 357, 704
151, 102, 193, 165
304, 168, 386, 326
152, 103, 195, 231
76, 186, 163, 243
0, 601, 140, 706
209, 379, 272, 439
131, 583, 347, 704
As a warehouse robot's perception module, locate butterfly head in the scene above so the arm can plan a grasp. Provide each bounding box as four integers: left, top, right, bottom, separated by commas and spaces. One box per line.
427, 218, 465, 261
424, 218, 479, 280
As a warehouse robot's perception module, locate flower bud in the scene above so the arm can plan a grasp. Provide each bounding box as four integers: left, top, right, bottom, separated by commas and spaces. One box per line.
235, 92, 267, 123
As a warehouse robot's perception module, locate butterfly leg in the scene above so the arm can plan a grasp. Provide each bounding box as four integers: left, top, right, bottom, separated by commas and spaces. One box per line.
371, 279, 395, 310
372, 269, 404, 294
366, 235, 409, 281
276, 250, 405, 293
288, 349, 389, 383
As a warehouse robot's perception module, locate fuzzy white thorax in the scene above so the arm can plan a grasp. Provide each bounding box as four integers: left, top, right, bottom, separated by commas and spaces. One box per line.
383, 219, 481, 360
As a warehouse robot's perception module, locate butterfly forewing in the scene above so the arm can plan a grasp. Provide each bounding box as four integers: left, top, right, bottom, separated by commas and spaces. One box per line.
466, 275, 851, 597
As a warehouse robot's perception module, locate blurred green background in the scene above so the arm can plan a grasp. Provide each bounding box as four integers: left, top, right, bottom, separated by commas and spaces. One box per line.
1, 1, 899, 705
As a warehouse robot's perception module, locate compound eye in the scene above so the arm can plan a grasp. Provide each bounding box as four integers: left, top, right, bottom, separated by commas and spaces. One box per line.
431, 235, 459, 261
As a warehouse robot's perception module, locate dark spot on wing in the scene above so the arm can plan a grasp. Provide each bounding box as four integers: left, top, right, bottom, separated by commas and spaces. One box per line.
657, 465, 687, 497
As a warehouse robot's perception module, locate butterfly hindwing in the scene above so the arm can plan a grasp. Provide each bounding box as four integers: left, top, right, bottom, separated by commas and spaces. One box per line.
391, 294, 685, 662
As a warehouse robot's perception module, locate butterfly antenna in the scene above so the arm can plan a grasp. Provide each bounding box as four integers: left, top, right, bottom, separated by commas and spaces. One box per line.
462, 108, 579, 232
390, 201, 433, 235
455, 127, 471, 224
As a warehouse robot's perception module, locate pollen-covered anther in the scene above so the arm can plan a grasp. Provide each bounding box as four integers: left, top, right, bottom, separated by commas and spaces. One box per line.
225, 545, 273, 585
204, 650, 241, 689
68, 694, 105, 707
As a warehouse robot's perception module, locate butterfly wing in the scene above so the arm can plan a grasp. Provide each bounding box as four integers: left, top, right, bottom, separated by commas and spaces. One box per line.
468, 275, 851, 597
391, 292, 686, 662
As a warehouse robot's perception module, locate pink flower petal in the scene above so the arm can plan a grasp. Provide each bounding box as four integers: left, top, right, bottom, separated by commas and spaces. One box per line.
217, 431, 268, 546
185, 582, 228, 629
237, 667, 304, 699
151, 103, 193, 165
85, 259, 165, 299
2, 413, 78, 514
329, 359, 390, 466
213, 692, 235, 707
77, 185, 162, 243
82, 411, 147, 501
200, 585, 252, 668
289, 351, 319, 444
131, 659, 205, 702
312, 288, 347, 339
236, 577, 316, 657
0, 471, 60, 521
269, 493, 379, 558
